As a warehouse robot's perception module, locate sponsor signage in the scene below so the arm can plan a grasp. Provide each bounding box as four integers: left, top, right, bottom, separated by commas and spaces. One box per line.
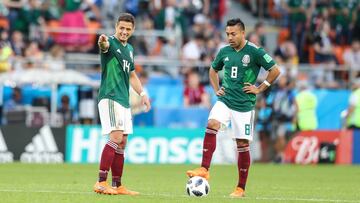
284, 131, 353, 164
0, 130, 14, 163
66, 125, 237, 164
0, 124, 65, 163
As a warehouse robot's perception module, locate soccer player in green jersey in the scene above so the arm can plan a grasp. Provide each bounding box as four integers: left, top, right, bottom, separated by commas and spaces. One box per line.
186, 18, 280, 197
93, 13, 151, 195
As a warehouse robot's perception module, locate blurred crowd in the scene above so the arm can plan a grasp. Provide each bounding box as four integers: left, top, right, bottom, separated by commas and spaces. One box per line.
241, 0, 360, 88
0, 0, 227, 73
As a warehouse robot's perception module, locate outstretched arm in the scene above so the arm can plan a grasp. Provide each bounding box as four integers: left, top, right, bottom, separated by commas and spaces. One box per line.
98, 34, 110, 53
130, 71, 151, 112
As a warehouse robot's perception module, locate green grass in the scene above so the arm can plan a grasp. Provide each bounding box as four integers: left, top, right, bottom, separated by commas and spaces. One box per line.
0, 163, 359, 202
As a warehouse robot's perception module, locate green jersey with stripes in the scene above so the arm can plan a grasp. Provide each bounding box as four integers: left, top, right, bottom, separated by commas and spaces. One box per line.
98, 35, 135, 108
211, 41, 276, 112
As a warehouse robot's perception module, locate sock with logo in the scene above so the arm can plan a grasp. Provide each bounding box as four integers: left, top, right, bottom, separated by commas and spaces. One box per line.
111, 148, 124, 187
98, 140, 118, 182
237, 144, 250, 190
201, 127, 217, 170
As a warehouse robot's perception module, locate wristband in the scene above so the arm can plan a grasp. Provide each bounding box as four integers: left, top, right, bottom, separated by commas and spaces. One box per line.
140, 91, 146, 97
263, 80, 271, 87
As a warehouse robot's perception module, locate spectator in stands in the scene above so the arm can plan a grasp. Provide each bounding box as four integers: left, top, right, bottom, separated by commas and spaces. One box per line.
284, 0, 312, 60
254, 22, 266, 48
3, 87, 23, 111
3, 0, 25, 32
191, 13, 209, 38
293, 80, 318, 131
313, 21, 336, 63
274, 40, 299, 79
271, 75, 296, 163
343, 39, 360, 78
183, 71, 210, 108
247, 32, 260, 47
154, 0, 186, 41
329, 0, 355, 45
345, 79, 360, 129
57, 94, 75, 126
10, 30, 24, 56
56, 0, 91, 52
45, 44, 65, 70
13, 0, 46, 39
23, 41, 44, 69
181, 33, 205, 75
313, 20, 338, 88
0, 40, 13, 72
182, 33, 205, 61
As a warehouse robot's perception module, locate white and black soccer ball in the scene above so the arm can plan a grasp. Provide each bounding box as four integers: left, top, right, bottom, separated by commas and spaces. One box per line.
186, 176, 210, 197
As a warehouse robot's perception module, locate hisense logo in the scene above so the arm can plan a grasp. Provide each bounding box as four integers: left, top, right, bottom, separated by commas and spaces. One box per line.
0, 130, 14, 163
20, 125, 63, 163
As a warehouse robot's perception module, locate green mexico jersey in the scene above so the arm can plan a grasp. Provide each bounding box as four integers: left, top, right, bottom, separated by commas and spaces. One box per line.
98, 35, 135, 108
211, 41, 276, 112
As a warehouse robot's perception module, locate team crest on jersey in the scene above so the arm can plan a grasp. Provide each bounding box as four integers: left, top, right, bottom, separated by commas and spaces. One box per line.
242, 55, 250, 66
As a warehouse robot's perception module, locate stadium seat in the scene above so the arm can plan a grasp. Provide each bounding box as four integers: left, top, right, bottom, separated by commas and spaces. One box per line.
333, 46, 345, 65
308, 46, 316, 64
87, 21, 101, 45
277, 28, 290, 45
46, 20, 60, 39
0, 17, 9, 30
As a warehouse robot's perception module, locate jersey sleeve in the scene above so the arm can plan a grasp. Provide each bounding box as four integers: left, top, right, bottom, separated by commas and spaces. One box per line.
255, 48, 276, 71
129, 44, 135, 72
211, 49, 224, 71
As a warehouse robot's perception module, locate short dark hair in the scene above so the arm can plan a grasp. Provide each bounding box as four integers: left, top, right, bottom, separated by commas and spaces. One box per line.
117, 13, 135, 26
255, 21, 264, 30
226, 18, 245, 31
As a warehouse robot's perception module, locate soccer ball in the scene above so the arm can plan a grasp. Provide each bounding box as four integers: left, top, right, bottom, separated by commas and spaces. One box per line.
186, 176, 210, 197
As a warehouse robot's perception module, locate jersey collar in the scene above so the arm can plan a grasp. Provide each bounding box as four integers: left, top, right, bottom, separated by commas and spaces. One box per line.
232, 40, 248, 52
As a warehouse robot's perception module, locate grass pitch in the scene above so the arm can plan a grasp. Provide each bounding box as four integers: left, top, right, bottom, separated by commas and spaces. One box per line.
0, 163, 359, 203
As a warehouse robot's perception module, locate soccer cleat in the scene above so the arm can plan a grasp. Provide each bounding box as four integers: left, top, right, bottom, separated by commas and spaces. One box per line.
229, 187, 245, 198
186, 167, 210, 180
93, 181, 117, 195
114, 185, 140, 195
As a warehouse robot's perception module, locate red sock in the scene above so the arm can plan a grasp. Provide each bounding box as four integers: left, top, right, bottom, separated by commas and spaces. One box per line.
111, 148, 124, 187
201, 127, 217, 170
98, 140, 118, 182
237, 144, 250, 190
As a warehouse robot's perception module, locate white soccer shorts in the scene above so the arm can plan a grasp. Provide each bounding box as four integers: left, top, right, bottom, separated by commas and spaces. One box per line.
98, 99, 133, 135
208, 101, 255, 141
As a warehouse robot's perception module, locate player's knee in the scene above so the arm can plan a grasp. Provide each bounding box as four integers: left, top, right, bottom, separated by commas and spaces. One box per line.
236, 139, 249, 147
109, 131, 124, 144
119, 135, 128, 149
207, 119, 220, 130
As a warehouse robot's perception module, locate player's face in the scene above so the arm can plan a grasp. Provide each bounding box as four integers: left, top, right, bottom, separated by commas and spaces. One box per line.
225, 25, 245, 49
115, 21, 134, 43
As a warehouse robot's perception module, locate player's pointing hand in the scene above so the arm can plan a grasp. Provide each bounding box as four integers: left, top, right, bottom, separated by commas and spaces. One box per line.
99, 34, 108, 43
98, 34, 109, 51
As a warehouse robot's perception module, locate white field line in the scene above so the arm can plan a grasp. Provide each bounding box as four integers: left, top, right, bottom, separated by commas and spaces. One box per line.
0, 189, 358, 202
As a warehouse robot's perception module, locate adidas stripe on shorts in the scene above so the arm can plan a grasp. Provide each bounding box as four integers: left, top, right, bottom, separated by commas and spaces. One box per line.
98, 99, 133, 135
208, 101, 255, 141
